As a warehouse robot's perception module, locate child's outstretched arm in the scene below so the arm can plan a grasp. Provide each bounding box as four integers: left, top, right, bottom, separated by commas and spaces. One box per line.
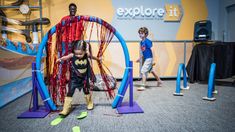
56, 53, 74, 63
89, 54, 102, 62
136, 55, 143, 63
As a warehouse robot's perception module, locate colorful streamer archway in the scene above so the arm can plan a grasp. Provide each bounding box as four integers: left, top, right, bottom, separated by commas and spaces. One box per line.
36, 16, 130, 110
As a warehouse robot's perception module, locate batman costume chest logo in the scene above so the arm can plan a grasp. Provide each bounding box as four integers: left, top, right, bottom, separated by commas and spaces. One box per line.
72, 57, 88, 74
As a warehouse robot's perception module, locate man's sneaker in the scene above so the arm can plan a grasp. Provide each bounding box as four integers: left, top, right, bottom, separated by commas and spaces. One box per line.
137, 86, 146, 91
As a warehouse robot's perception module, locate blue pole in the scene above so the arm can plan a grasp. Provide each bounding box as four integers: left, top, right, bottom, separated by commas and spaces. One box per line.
36, 26, 57, 110
117, 61, 133, 107
35, 69, 51, 110
203, 63, 216, 101
111, 30, 130, 108
176, 64, 182, 93
129, 61, 133, 107
32, 62, 39, 111
173, 63, 184, 96
207, 63, 216, 98
117, 74, 129, 107
183, 65, 187, 88
116, 60, 144, 114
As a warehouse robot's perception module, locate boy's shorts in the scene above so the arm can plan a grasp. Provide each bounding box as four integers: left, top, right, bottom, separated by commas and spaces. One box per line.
141, 58, 153, 76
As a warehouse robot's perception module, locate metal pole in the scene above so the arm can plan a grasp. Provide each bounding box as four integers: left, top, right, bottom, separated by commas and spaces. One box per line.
184, 41, 186, 65
0, 6, 40, 8
39, 0, 43, 41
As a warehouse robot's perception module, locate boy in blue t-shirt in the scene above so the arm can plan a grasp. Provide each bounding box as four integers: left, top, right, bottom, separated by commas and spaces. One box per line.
136, 27, 162, 91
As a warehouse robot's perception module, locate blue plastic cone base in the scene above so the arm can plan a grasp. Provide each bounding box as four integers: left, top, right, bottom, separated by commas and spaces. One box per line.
173, 92, 184, 96
202, 96, 216, 101
180, 86, 190, 90
213, 90, 218, 94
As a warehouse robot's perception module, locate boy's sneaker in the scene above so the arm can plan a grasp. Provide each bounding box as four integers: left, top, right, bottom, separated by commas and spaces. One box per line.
157, 80, 163, 87
137, 86, 146, 91
137, 84, 146, 91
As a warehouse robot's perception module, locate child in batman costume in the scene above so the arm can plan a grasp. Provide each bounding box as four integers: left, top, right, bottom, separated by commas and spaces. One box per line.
57, 40, 94, 116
